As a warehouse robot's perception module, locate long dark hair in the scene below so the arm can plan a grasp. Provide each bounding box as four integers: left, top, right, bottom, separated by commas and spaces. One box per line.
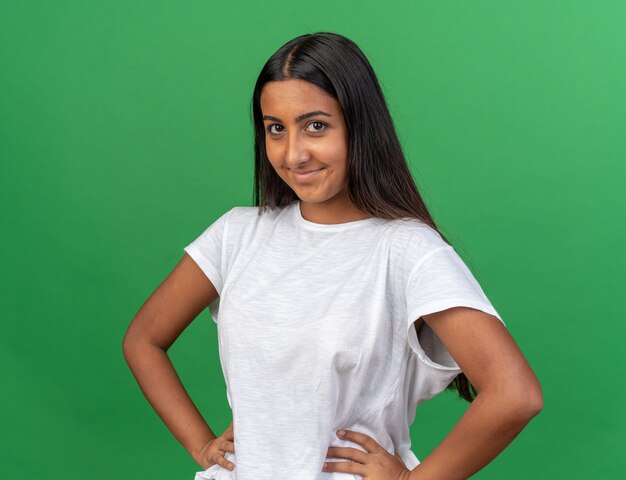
250, 31, 478, 403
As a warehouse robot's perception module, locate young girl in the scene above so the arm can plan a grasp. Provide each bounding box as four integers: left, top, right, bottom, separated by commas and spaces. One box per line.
123, 32, 543, 480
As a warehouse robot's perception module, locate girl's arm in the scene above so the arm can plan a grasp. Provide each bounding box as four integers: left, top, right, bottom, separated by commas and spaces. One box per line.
408, 307, 543, 480
122, 253, 220, 466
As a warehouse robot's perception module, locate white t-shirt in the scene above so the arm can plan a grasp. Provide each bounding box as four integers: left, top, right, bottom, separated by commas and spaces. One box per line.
184, 200, 505, 480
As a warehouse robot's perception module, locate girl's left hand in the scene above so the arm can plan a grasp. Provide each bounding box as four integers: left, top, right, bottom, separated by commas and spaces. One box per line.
322, 429, 411, 480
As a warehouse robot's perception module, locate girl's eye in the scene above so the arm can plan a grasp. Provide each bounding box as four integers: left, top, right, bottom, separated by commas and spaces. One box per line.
267, 124, 284, 135
306, 121, 327, 133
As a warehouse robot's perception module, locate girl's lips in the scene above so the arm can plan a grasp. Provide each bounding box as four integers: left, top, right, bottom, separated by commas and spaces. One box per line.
292, 168, 324, 181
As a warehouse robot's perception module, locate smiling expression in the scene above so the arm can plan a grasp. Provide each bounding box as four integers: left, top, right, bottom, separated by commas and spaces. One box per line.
260, 78, 350, 205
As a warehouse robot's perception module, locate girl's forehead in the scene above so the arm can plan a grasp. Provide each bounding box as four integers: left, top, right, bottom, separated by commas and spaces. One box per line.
260, 80, 340, 115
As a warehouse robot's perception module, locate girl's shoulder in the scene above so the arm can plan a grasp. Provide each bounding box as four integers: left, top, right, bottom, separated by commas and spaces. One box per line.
389, 217, 451, 255
226, 204, 284, 226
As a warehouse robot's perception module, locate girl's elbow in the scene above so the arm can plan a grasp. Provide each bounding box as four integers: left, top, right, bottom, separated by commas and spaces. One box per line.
527, 386, 544, 417
122, 328, 150, 360
484, 377, 544, 422
512, 380, 544, 421
122, 336, 138, 363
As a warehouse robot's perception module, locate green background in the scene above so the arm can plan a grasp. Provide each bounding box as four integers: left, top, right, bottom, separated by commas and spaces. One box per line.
1, 1, 624, 478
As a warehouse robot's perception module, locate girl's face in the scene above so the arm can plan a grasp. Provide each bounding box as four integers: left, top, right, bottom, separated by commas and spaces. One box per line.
260, 78, 350, 209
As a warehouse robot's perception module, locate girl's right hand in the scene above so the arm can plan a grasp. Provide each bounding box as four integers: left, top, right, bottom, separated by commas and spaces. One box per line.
196, 420, 235, 471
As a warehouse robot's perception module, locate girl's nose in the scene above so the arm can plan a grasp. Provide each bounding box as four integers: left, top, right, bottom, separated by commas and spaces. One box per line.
285, 132, 311, 167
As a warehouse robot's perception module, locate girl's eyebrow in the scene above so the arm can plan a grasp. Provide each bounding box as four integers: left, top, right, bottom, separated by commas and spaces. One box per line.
262, 110, 332, 123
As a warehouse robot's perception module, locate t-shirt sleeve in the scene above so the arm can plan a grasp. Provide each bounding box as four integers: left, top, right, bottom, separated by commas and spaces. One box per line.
405, 244, 505, 371
183, 208, 232, 296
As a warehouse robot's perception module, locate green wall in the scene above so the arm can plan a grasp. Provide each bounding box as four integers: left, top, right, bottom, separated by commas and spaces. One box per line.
1, 1, 624, 478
